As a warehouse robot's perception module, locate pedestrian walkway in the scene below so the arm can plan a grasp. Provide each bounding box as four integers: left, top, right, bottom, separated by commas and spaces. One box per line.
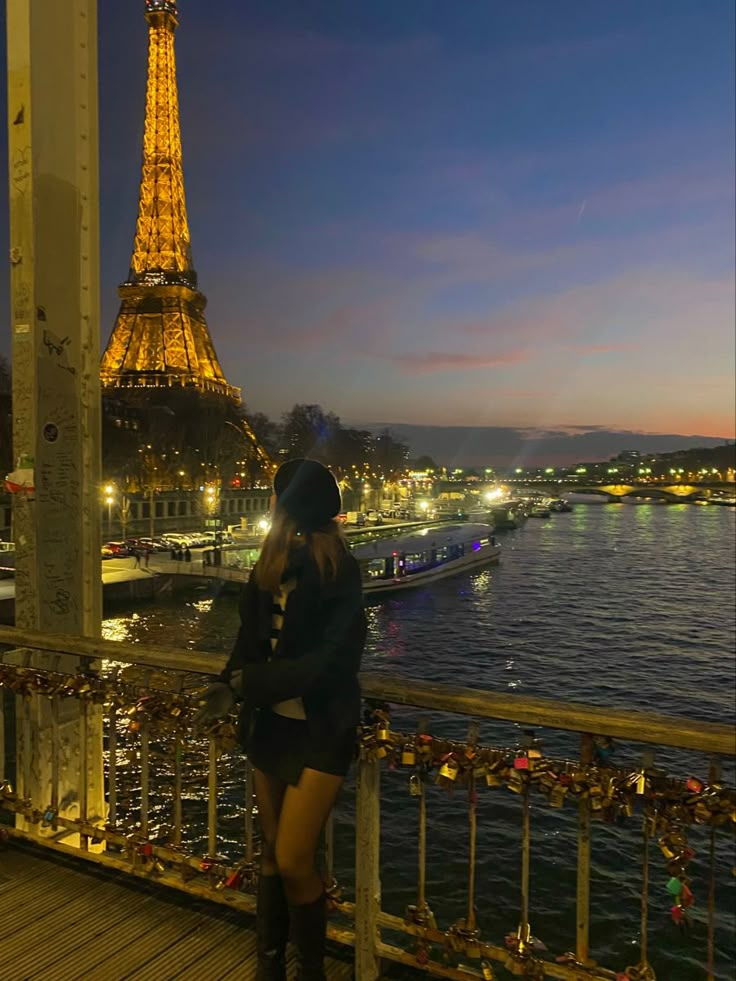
0, 841, 355, 980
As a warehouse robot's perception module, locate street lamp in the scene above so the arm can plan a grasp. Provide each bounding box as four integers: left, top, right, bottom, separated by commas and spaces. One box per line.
104, 484, 115, 536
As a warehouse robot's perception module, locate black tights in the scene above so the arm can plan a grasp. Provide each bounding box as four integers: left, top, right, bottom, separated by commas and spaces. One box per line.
254, 766, 343, 905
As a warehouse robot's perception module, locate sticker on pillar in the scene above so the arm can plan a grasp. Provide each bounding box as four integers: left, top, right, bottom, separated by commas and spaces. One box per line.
4, 463, 35, 495
43, 423, 59, 444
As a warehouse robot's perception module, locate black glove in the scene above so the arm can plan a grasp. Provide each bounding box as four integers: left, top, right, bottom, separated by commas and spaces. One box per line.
193, 682, 235, 727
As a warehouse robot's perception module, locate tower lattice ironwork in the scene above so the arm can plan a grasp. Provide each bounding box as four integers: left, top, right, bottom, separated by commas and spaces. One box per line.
100, 0, 239, 402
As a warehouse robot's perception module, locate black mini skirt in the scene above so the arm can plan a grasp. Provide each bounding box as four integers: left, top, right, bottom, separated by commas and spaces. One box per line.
248, 709, 357, 786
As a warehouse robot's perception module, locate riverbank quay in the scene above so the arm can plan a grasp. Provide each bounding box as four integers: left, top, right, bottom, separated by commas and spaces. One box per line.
0, 519, 465, 623
1, 626, 734, 980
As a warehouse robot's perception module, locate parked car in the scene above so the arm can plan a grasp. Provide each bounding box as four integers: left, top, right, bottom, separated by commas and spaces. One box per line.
103, 541, 129, 557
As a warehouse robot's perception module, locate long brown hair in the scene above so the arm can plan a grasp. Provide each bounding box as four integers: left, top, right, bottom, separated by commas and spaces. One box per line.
254, 506, 347, 593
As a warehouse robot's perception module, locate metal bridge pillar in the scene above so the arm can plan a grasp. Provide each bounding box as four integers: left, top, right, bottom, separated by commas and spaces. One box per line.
4, 0, 104, 839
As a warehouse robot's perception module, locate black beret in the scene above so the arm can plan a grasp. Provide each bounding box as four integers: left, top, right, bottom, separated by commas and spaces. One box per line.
273, 458, 341, 530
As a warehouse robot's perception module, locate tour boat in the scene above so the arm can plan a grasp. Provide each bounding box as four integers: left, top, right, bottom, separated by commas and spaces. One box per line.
352, 523, 501, 594
490, 504, 527, 529
548, 498, 573, 513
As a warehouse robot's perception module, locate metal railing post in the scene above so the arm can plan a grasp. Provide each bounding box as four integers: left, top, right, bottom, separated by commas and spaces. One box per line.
355, 755, 381, 981
576, 733, 593, 965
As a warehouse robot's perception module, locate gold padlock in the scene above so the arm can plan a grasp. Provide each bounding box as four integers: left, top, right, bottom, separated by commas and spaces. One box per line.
507, 771, 524, 793
401, 744, 416, 766
438, 759, 459, 781
549, 785, 567, 807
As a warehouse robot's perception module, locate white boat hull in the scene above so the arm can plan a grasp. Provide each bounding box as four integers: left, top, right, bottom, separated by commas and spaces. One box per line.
363, 544, 501, 594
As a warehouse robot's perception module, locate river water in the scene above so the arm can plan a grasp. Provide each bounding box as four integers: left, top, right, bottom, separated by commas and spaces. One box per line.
103, 503, 736, 979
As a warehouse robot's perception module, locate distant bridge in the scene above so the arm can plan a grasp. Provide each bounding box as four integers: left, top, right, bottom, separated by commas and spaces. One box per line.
503, 479, 734, 502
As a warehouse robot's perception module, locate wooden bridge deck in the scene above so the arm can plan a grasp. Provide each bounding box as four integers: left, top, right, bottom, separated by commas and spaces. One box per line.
0, 842, 355, 980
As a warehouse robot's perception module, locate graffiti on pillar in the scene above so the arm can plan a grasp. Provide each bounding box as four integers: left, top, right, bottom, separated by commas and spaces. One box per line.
36, 397, 82, 628
11, 146, 31, 194
42, 324, 76, 376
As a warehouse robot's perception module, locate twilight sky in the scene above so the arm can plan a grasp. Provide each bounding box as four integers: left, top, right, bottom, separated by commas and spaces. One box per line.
1, 0, 735, 440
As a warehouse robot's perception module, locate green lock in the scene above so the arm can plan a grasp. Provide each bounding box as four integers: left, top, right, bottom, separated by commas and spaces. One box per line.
666, 876, 683, 897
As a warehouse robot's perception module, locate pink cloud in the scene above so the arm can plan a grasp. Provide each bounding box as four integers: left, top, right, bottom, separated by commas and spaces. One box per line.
391, 348, 530, 375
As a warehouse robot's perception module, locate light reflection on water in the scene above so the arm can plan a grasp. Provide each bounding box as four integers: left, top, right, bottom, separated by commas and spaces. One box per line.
103, 505, 736, 979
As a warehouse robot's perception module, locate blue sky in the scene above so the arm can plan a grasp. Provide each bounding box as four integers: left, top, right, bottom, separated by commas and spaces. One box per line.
1, 0, 734, 437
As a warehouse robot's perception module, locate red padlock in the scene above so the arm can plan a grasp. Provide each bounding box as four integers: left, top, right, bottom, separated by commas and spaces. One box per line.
224, 869, 243, 890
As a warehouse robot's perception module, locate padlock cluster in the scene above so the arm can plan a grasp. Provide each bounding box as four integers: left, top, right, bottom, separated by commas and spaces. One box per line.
359, 717, 736, 829
0, 664, 231, 739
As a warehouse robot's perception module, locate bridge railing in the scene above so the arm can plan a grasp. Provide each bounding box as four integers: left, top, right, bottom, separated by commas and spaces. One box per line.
0, 625, 734, 981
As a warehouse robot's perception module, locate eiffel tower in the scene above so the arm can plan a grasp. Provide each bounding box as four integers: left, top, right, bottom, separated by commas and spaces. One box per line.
100, 0, 239, 403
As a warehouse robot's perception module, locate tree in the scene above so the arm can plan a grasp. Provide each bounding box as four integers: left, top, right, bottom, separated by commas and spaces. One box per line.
329, 427, 372, 478
280, 404, 340, 462
245, 410, 279, 456
411, 454, 439, 473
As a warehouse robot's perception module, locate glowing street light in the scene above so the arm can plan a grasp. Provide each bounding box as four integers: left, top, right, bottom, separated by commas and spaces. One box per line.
103, 483, 115, 534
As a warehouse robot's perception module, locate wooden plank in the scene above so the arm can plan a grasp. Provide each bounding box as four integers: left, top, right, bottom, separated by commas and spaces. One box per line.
5, 845, 354, 980
15, 889, 161, 980
180, 930, 258, 981
1, 878, 116, 973
130, 916, 239, 981
0, 857, 112, 936
87, 918, 203, 980
48, 889, 203, 981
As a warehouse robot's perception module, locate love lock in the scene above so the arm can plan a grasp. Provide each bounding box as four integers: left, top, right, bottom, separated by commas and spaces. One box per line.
624, 963, 657, 981
415, 943, 430, 967
325, 877, 343, 911
41, 807, 57, 828
446, 919, 481, 958
406, 903, 437, 930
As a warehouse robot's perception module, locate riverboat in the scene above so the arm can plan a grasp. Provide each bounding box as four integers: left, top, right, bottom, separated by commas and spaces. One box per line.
549, 498, 573, 513
352, 522, 501, 594
490, 504, 527, 529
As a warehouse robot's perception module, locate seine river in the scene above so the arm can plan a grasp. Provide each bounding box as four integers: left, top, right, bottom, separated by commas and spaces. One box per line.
104, 503, 735, 980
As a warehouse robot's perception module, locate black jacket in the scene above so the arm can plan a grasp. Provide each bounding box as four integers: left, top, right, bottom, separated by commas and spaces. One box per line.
219, 544, 366, 748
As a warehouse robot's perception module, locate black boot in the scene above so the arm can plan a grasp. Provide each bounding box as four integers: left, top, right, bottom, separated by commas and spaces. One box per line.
256, 874, 289, 981
289, 892, 327, 981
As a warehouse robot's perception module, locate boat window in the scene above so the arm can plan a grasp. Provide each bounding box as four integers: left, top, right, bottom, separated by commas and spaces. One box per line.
434, 546, 449, 563
404, 550, 432, 572
361, 558, 392, 580
448, 544, 464, 560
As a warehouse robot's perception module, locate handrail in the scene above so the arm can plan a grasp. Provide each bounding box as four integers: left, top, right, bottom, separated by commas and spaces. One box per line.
1, 627, 734, 980
1, 624, 734, 756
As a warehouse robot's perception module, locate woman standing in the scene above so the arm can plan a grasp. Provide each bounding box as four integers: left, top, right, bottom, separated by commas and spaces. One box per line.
197, 459, 366, 981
